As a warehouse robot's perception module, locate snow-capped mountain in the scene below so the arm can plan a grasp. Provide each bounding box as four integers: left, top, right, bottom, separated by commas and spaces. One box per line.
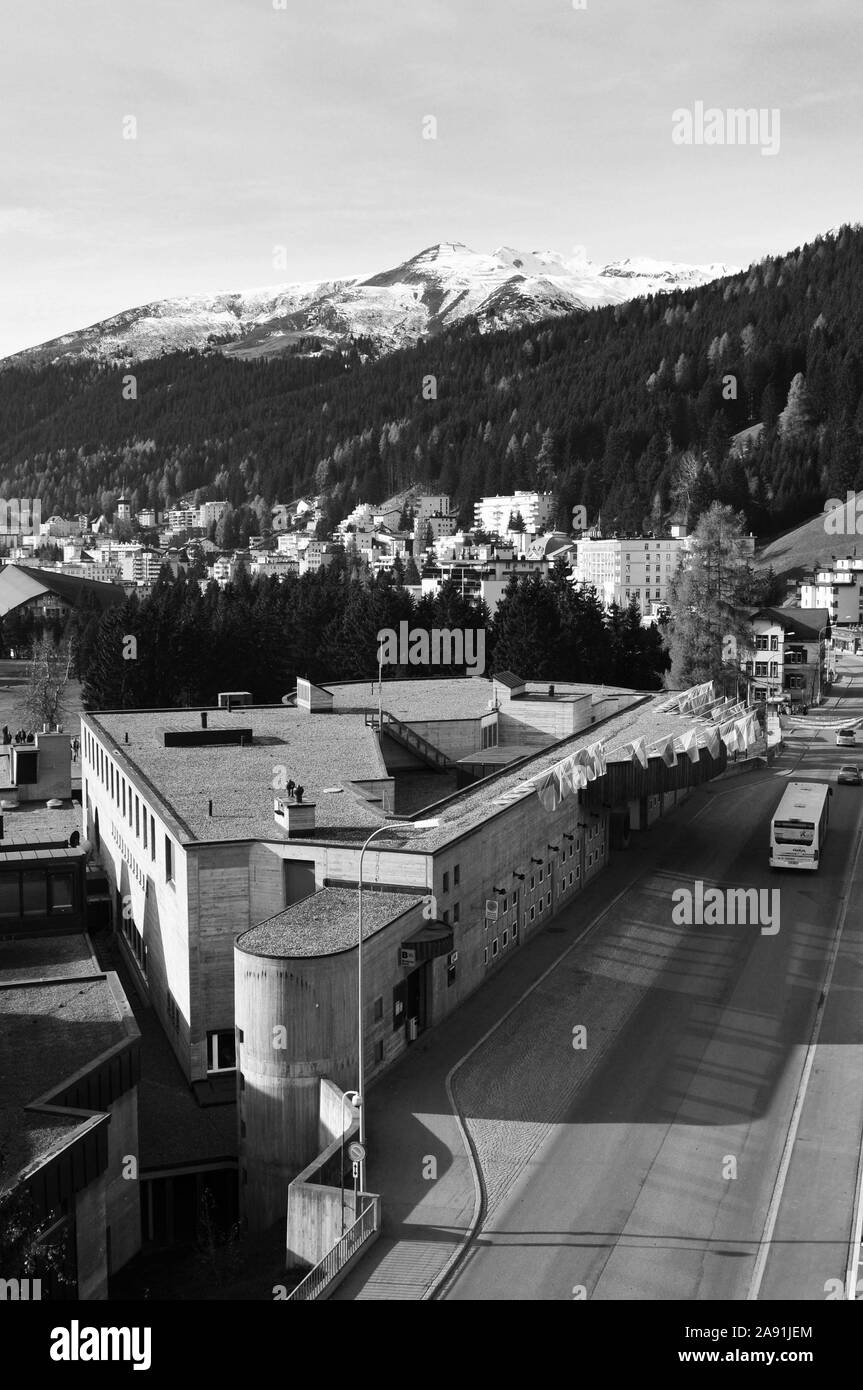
6, 241, 737, 366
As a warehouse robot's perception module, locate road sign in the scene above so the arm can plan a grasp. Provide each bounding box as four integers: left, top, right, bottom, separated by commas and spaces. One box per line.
348, 1141, 365, 1163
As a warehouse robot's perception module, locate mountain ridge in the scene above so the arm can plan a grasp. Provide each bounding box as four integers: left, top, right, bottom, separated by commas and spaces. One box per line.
4, 240, 738, 368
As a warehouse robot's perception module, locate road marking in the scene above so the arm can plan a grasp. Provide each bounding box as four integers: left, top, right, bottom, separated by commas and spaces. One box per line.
747, 813, 863, 1300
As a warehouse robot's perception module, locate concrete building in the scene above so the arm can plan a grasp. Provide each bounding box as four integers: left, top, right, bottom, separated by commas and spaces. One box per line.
474, 492, 556, 538
0, 801, 141, 1300
80, 673, 740, 1234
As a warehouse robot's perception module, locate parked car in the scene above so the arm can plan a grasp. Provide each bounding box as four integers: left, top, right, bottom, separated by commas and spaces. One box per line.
836, 728, 857, 747
838, 765, 862, 785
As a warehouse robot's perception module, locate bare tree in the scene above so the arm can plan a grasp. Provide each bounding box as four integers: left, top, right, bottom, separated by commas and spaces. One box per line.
15, 637, 76, 731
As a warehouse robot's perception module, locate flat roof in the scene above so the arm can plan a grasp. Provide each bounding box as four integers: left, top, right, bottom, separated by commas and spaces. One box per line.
328, 675, 636, 721
0, 933, 135, 1190
239, 887, 423, 958
85, 708, 390, 844
0, 802, 81, 849
392, 692, 721, 852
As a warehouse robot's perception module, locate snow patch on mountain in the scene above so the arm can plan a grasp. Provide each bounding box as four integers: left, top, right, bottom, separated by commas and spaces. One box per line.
5, 242, 739, 367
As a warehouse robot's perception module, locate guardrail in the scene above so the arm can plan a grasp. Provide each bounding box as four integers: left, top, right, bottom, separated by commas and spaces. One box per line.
286, 1196, 380, 1301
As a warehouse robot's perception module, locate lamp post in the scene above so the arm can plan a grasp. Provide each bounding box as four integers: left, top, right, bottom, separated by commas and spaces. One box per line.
356, 817, 439, 1199
340, 1089, 360, 1235
816, 622, 832, 705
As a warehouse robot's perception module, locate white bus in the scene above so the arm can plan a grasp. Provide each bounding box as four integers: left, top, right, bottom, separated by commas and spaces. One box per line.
769, 781, 832, 870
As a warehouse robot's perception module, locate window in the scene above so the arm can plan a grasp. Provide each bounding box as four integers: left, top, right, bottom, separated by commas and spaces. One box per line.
150, 816, 156, 860
122, 780, 126, 817
373, 995, 384, 1023
530, 905, 536, 922
502, 896, 508, 912
207, 1029, 236, 1073
135, 796, 139, 838
165, 835, 174, 883
539, 866, 544, 881
502, 930, 508, 947
374, 1039, 385, 1064
0, 875, 19, 917
483, 947, 488, 964
49, 872, 74, 914
21, 872, 47, 916
492, 937, 499, 957
453, 864, 460, 886
530, 876, 535, 891
447, 960, 456, 988
442, 871, 449, 894
143, 810, 148, 851
546, 891, 551, 907
453, 902, 460, 924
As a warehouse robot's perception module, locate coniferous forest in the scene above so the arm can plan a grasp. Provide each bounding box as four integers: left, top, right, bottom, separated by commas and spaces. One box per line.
2, 226, 863, 538
75, 561, 669, 710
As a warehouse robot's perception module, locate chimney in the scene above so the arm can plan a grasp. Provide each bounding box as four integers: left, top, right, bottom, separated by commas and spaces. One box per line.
201, 711, 208, 729
273, 795, 316, 837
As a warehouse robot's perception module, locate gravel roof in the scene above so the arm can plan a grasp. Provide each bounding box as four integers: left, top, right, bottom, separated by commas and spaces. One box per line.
87, 708, 390, 844
0, 802, 82, 847
238, 887, 423, 958
0, 964, 131, 1190
0, 931, 96, 982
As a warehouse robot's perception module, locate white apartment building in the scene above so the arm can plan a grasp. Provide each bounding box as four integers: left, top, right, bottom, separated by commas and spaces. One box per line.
474, 492, 556, 538
800, 557, 863, 625
137, 508, 159, 528
198, 501, 228, 529
573, 535, 690, 610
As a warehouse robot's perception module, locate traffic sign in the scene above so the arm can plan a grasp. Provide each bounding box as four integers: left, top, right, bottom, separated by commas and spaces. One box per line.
348, 1141, 365, 1163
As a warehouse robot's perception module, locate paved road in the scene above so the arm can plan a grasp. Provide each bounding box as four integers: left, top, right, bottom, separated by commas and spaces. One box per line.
444, 659, 863, 1301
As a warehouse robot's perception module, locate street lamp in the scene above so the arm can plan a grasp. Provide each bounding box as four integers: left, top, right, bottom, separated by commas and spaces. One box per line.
356, 817, 440, 1199
340, 1089, 360, 1235
816, 622, 832, 705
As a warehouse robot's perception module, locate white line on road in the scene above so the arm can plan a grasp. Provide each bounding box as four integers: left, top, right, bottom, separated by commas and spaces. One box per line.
747, 815, 863, 1301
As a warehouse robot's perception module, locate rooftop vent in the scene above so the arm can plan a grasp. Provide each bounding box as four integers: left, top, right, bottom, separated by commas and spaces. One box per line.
164, 728, 253, 748
273, 794, 316, 837
217, 691, 253, 711
296, 678, 334, 713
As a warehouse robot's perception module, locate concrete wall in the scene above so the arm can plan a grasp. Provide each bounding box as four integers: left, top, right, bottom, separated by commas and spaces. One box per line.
104, 1086, 140, 1274
286, 1181, 360, 1270
75, 1174, 108, 1300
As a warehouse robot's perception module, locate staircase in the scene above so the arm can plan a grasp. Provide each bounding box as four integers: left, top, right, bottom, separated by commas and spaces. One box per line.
365, 710, 452, 771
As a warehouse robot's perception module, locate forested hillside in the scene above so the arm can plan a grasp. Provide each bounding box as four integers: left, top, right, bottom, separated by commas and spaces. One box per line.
2, 225, 862, 536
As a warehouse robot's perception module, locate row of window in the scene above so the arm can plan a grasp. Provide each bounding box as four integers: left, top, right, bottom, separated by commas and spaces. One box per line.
0, 869, 75, 919
83, 728, 175, 885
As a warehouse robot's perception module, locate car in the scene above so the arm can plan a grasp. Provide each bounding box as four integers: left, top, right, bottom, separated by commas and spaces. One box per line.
836, 728, 857, 747
838, 765, 862, 785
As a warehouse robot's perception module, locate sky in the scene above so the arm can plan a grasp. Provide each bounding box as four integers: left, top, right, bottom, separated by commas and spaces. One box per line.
1, 0, 861, 358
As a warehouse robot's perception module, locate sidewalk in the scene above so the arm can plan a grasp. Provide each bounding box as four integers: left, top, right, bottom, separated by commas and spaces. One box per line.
331, 785, 722, 1300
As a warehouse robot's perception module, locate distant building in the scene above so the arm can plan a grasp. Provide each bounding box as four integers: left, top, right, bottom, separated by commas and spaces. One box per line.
474, 491, 556, 537
116, 497, 132, 522
0, 564, 124, 626
137, 507, 158, 529
799, 557, 863, 625
743, 607, 832, 706
572, 534, 691, 610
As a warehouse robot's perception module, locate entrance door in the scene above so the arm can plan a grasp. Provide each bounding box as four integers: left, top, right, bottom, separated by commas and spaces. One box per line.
405, 961, 430, 1037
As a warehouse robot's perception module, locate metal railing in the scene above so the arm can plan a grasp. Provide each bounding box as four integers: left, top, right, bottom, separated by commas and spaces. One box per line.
286, 1196, 380, 1301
